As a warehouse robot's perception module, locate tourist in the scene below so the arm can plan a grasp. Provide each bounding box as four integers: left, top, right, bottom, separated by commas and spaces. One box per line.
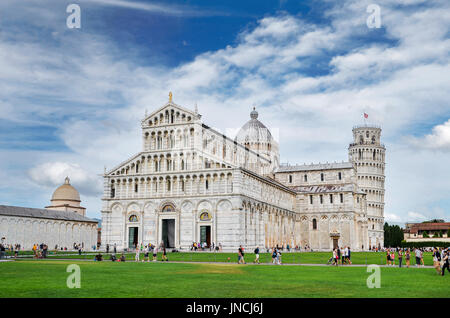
254, 246, 260, 264
153, 246, 158, 261
420, 248, 425, 267
238, 245, 245, 264
386, 249, 391, 265
135, 247, 140, 262
441, 249, 449, 276
414, 248, 421, 267
432, 247, 441, 275
110, 253, 117, 262
347, 247, 352, 264
333, 248, 338, 266
342, 246, 348, 265
405, 248, 410, 268
120, 253, 126, 262
337, 247, 341, 265
162, 245, 168, 262
277, 248, 282, 265
272, 248, 277, 264
144, 247, 149, 262
113, 243, 117, 254
106, 244, 110, 253
95, 253, 103, 261
390, 249, 395, 266
398, 248, 403, 268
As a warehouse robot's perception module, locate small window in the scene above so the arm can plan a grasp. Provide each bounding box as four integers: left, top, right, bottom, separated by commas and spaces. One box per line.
135, 163, 139, 173
167, 180, 171, 191
312, 219, 317, 230
289, 175, 293, 183
321, 173, 324, 181
366, 131, 369, 138
330, 194, 333, 204
304, 174, 307, 182
129, 215, 138, 222
134, 184, 138, 193
110, 187, 115, 198
340, 193, 343, 203
181, 180, 185, 192
309, 195, 313, 204
338, 172, 342, 180
320, 195, 323, 204
206, 180, 209, 190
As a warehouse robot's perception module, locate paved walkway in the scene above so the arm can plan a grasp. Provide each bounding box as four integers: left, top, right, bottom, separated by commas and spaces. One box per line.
10, 258, 435, 268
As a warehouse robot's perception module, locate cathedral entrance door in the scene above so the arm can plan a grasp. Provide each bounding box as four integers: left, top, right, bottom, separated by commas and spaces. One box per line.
128, 227, 138, 249
332, 238, 338, 250
162, 219, 175, 248
200, 225, 211, 247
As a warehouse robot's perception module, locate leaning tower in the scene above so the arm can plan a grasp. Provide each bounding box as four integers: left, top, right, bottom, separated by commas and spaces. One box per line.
349, 125, 386, 249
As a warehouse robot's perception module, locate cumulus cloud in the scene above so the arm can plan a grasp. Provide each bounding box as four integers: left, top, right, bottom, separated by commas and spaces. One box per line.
0, 0, 449, 221
28, 162, 102, 198
409, 119, 450, 151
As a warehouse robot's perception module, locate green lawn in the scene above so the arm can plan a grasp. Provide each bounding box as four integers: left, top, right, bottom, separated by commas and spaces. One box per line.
18, 251, 436, 266
1, 260, 448, 298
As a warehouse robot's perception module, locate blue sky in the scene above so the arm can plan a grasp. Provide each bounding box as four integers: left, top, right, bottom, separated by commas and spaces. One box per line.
0, 0, 449, 225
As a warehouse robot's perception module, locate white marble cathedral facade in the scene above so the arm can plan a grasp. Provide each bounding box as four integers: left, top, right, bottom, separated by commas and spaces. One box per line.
101, 94, 385, 251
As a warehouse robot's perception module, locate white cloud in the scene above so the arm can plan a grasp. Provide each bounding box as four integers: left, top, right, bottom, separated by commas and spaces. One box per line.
0, 0, 449, 222
407, 211, 428, 222
28, 162, 102, 198
409, 119, 450, 151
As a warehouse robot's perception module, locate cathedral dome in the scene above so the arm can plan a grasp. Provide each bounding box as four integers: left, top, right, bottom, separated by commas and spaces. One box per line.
235, 107, 274, 145
51, 177, 81, 203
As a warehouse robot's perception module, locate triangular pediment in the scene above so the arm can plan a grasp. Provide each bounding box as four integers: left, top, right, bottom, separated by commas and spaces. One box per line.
141, 100, 199, 125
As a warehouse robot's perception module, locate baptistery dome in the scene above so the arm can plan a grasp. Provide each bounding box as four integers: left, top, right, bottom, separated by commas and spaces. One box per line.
46, 177, 86, 216
51, 177, 81, 203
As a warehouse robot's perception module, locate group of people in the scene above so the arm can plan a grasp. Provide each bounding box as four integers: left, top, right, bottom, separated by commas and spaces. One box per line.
136, 242, 169, 262
329, 246, 352, 265
432, 247, 450, 276
190, 242, 222, 252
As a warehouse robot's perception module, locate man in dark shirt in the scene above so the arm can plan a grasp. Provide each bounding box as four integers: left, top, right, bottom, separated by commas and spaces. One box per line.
254, 246, 260, 264
442, 250, 449, 276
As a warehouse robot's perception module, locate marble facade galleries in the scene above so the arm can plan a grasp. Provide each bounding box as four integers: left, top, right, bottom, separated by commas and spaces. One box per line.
0, 216, 97, 250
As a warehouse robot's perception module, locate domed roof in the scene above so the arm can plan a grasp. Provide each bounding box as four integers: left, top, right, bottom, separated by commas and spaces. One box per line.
235, 107, 274, 144
51, 177, 81, 202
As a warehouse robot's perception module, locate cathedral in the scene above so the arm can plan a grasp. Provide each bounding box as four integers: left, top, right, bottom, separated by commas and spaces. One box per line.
101, 94, 385, 251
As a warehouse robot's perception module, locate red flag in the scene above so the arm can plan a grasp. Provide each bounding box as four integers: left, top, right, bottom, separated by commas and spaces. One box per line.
364, 113, 368, 119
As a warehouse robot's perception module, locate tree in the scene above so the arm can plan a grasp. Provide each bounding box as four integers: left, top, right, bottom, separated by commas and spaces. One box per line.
384, 222, 404, 247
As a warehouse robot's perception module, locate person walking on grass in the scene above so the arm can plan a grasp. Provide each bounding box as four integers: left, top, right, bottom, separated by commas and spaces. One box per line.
272, 248, 277, 264
277, 248, 282, 265
135, 247, 140, 262
333, 248, 338, 266
254, 246, 260, 264
398, 248, 403, 268
144, 247, 149, 262
162, 245, 168, 262
441, 249, 449, 276
405, 248, 410, 268
386, 249, 391, 266
414, 248, 421, 267
152, 246, 158, 262
238, 245, 245, 264
390, 249, 395, 266
420, 248, 425, 267
432, 247, 441, 275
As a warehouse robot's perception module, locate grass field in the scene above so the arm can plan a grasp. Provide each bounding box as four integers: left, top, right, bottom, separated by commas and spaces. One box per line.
12, 251, 437, 266
1, 260, 448, 298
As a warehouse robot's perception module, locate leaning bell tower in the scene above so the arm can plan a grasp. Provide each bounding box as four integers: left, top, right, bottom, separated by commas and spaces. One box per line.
349, 125, 386, 249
